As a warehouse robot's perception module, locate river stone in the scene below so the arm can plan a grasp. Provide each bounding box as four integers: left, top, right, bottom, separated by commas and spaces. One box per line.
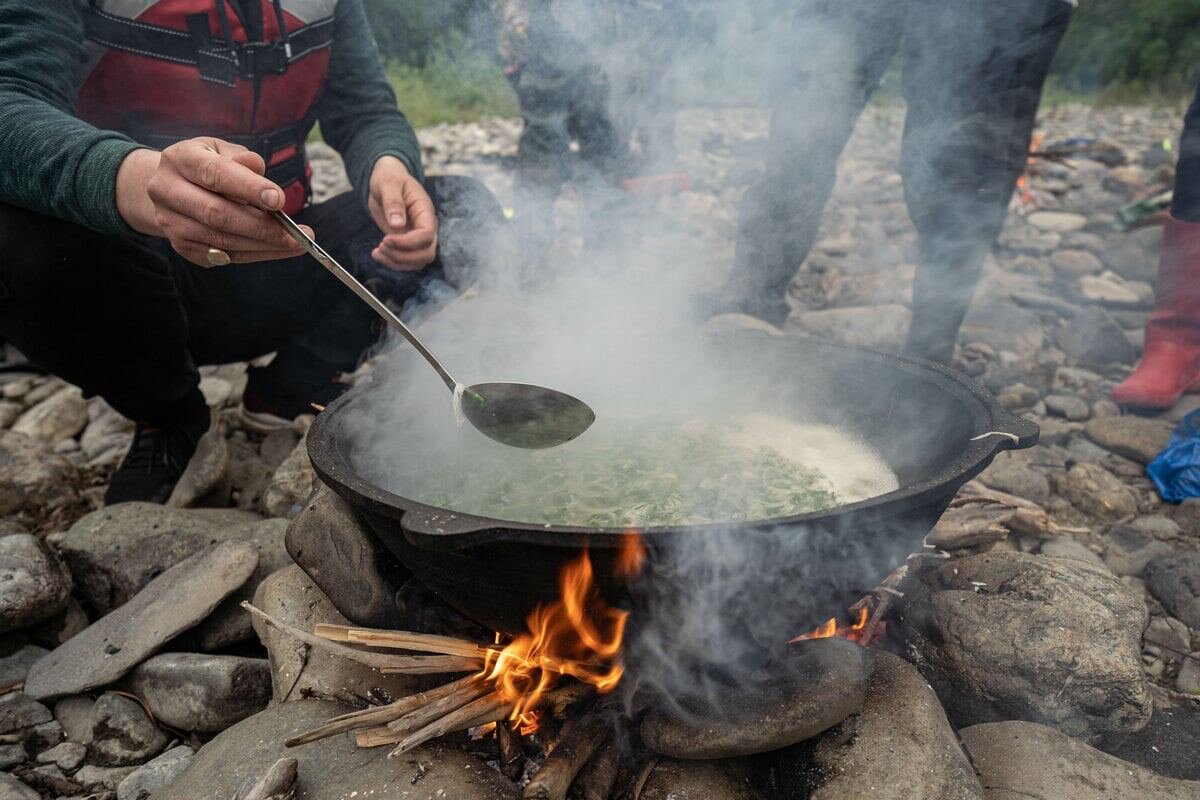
80, 398, 134, 469
1039, 537, 1105, 566
959, 303, 1046, 359
0, 431, 78, 515
192, 518, 290, 651
11, 386, 86, 444
640, 759, 766, 800
23, 541, 258, 701
0, 773, 38, 800
1055, 307, 1136, 368
123, 653, 270, 733
1044, 394, 1090, 421
89, 693, 167, 767
58, 502, 264, 615
1029, 211, 1087, 233
155, 699, 518, 800
641, 638, 869, 759
976, 458, 1051, 504
37, 741, 85, 771
1085, 416, 1173, 464
791, 305, 912, 351
252, 565, 424, 705
1102, 522, 1175, 576
1103, 706, 1200, 780
285, 487, 409, 628
1145, 552, 1200, 629
0, 644, 48, 688
961, 720, 1200, 799
0, 534, 71, 634
53, 696, 96, 744
899, 552, 1151, 742
0, 693, 51, 737
74, 763, 137, 791
260, 433, 317, 518
1052, 249, 1104, 277
116, 745, 194, 800
780, 651, 983, 800
167, 413, 230, 508
1055, 462, 1138, 520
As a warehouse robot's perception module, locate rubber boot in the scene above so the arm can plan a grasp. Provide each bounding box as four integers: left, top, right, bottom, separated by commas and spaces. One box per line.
1112, 215, 1200, 409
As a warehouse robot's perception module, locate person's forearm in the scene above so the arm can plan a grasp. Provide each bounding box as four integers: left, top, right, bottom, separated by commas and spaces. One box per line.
316, 0, 425, 208
0, 1, 144, 234
115, 149, 163, 236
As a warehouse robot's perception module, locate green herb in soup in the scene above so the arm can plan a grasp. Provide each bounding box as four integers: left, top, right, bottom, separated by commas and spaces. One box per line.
407, 419, 841, 527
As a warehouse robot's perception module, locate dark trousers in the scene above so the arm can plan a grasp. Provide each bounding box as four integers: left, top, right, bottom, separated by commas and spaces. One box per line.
1172, 75, 1200, 223
729, 0, 1072, 363
0, 175, 502, 423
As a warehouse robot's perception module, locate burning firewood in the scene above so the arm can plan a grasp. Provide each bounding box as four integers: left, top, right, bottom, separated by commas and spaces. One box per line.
524, 709, 609, 800
497, 720, 525, 780
569, 739, 620, 800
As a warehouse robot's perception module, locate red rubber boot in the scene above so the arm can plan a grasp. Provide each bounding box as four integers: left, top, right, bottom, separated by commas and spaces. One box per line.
1112, 215, 1200, 409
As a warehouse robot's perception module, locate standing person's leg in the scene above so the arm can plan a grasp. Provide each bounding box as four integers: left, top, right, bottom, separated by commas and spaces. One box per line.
899, 0, 1071, 364
716, 0, 903, 325
0, 203, 210, 502
1112, 77, 1200, 408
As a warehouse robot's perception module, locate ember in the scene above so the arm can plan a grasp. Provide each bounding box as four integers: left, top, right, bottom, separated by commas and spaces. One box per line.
791, 606, 870, 644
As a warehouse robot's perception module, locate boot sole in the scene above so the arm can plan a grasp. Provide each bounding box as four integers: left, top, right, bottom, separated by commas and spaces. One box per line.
1112, 375, 1200, 411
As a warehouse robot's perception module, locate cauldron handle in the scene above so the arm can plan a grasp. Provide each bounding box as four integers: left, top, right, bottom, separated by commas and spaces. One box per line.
973, 411, 1040, 451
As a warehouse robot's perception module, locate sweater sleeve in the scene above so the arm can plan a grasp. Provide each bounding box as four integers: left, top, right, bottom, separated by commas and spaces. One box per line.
0, 1, 144, 235
315, 0, 425, 208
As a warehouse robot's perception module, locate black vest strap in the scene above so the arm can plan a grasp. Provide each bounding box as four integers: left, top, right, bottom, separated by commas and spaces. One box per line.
84, 3, 334, 87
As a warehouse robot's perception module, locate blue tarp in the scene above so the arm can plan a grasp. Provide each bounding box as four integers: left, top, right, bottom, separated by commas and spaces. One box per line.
1148, 410, 1200, 503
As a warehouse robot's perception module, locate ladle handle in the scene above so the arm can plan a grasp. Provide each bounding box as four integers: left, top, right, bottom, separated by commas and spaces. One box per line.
271, 210, 458, 392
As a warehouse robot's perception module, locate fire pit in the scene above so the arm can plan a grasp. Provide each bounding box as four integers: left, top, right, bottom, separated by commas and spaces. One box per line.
308, 335, 1037, 633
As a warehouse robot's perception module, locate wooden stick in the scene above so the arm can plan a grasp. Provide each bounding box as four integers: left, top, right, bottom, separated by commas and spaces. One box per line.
241, 602, 481, 674
386, 680, 493, 735
357, 724, 407, 748
569, 740, 619, 800
286, 675, 481, 747
497, 722, 524, 781
524, 712, 609, 800
388, 692, 514, 756
314, 623, 494, 660
233, 757, 298, 800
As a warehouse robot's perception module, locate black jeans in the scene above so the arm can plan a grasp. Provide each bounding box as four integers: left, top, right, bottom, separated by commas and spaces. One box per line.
728, 0, 1072, 362
1172, 75, 1200, 223
0, 175, 503, 423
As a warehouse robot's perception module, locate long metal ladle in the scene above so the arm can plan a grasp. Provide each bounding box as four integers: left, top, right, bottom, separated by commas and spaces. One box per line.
272, 211, 595, 449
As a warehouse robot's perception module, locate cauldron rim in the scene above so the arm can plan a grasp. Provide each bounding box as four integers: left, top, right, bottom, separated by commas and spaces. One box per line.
307, 335, 1037, 551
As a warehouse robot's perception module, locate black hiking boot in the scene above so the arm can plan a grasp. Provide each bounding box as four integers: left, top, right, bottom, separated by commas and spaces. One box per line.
105, 391, 210, 505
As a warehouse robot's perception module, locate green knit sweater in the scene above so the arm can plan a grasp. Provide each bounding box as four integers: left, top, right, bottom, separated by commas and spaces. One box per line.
0, 0, 424, 235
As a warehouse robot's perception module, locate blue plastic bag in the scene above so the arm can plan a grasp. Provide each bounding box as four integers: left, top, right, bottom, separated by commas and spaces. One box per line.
1147, 410, 1200, 503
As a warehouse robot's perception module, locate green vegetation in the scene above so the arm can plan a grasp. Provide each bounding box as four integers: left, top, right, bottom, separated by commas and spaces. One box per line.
360, 0, 1199, 127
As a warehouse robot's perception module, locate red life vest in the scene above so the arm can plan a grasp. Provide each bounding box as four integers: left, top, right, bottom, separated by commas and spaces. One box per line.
76, 0, 339, 214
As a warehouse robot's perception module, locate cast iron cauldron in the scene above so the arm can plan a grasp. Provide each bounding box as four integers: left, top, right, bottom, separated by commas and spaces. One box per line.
308, 335, 1038, 634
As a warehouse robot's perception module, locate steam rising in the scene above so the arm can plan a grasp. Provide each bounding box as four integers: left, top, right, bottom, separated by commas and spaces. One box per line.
342, 1, 991, 714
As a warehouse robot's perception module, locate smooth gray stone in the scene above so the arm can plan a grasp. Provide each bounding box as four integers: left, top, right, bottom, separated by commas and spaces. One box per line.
154, 699, 517, 800
900, 552, 1151, 743
52, 696, 95, 744
0, 644, 48, 687
1146, 552, 1200, 629
192, 518, 290, 651
0, 772, 38, 800
36, 741, 85, 771
0, 431, 78, 516
0, 692, 51, 735
88, 693, 167, 767
284, 487, 409, 629
782, 651, 983, 800
124, 653, 270, 733
74, 764, 137, 791
116, 745, 194, 800
642, 638, 869, 759
1085, 415, 1173, 465
57, 502, 263, 614
962, 721, 1200, 799
0, 743, 25, 769
24, 541, 258, 700
0, 534, 71, 634
640, 759, 766, 800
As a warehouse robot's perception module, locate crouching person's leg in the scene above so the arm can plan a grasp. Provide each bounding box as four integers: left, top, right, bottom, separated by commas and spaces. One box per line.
0, 202, 210, 503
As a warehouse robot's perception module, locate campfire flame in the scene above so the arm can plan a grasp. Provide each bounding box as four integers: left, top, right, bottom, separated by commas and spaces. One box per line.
485, 535, 644, 730
789, 606, 870, 644
1015, 131, 1046, 206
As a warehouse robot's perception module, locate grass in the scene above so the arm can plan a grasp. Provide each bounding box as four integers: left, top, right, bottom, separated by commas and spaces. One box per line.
386, 54, 518, 128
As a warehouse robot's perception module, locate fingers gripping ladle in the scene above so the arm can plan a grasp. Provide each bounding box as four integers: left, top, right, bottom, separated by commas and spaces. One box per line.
271, 210, 595, 449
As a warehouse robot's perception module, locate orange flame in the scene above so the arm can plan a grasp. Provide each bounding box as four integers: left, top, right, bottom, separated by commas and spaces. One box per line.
790, 606, 870, 644
616, 531, 647, 577
1015, 131, 1045, 205
484, 545, 639, 729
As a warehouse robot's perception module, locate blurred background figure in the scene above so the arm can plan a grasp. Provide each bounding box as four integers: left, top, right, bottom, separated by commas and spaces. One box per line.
707, 0, 1074, 365
1112, 77, 1200, 410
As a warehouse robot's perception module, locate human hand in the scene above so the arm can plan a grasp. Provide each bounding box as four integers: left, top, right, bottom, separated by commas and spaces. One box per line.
116, 137, 312, 266
367, 155, 437, 270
